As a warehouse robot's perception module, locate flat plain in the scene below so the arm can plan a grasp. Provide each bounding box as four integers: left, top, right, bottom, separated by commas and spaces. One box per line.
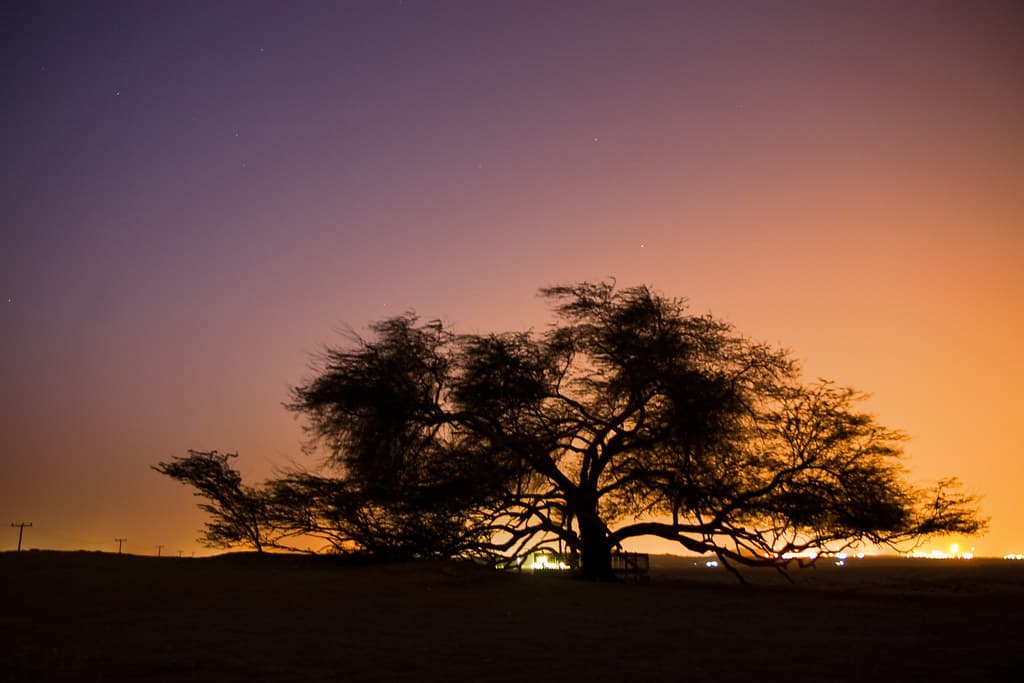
2, 551, 1021, 682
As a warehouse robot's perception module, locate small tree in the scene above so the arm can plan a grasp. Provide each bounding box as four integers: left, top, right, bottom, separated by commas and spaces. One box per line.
153, 450, 271, 553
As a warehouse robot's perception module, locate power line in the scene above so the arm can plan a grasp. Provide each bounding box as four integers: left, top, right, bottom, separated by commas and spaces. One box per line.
115, 538, 127, 554
155, 544, 164, 557
10, 522, 32, 551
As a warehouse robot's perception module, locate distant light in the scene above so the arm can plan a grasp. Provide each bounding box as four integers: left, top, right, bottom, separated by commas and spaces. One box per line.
835, 560, 845, 567
906, 549, 975, 561
705, 560, 719, 568
1004, 553, 1024, 561
524, 553, 568, 571
781, 551, 818, 560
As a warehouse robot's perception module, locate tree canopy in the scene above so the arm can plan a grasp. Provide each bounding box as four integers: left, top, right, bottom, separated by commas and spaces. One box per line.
281, 282, 983, 579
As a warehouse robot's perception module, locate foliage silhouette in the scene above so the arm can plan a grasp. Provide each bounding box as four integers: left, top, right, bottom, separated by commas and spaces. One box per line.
153, 450, 273, 552
262, 471, 494, 559
284, 282, 984, 579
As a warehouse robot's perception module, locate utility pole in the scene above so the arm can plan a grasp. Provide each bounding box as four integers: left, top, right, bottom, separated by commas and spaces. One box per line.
155, 544, 164, 557
115, 538, 127, 554
10, 522, 32, 551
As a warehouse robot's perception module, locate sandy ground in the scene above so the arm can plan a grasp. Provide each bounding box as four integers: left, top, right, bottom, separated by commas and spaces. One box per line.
2, 551, 1022, 682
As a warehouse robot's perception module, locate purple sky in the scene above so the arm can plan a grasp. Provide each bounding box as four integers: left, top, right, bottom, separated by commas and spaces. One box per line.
4, 1, 1022, 557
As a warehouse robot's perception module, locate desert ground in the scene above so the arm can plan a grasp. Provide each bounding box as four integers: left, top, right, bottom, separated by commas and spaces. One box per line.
2, 551, 1021, 682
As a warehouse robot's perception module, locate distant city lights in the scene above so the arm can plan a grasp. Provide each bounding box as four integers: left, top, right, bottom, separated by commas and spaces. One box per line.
523, 552, 569, 570
906, 544, 974, 560
762, 551, 866, 561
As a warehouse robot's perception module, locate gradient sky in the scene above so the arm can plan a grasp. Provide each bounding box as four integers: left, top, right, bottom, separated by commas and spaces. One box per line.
3, 0, 1022, 558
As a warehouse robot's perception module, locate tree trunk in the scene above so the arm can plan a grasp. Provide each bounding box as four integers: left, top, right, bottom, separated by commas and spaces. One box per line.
578, 514, 615, 581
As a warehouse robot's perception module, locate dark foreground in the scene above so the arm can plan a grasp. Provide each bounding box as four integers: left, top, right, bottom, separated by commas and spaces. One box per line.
2, 551, 1022, 682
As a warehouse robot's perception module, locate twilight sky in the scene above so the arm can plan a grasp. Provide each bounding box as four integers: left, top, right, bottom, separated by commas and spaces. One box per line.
3, 0, 1022, 558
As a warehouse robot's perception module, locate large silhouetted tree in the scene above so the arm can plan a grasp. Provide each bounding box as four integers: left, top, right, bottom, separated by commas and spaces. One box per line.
288, 282, 984, 579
